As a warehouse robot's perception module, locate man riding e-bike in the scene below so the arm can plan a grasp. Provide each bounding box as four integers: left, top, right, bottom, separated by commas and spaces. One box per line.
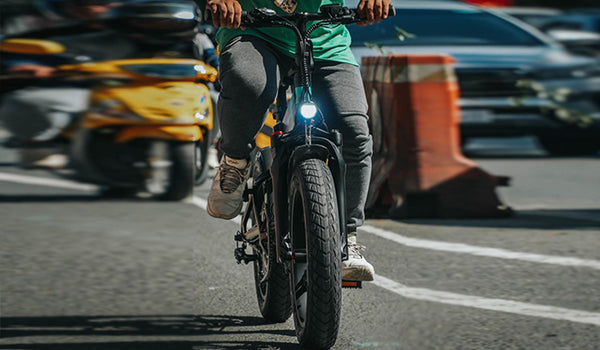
206, 0, 391, 282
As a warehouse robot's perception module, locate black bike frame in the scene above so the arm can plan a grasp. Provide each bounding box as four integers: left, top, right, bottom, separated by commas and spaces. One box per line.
239, 7, 356, 264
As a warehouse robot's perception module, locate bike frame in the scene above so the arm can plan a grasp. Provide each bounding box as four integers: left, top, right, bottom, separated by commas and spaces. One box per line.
238, 6, 359, 265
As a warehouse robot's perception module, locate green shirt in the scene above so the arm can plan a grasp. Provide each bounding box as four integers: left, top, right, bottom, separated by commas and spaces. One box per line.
215, 0, 358, 65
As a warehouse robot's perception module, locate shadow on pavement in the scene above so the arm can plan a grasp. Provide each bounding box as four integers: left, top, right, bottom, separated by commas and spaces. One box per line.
0, 314, 300, 350
395, 209, 600, 230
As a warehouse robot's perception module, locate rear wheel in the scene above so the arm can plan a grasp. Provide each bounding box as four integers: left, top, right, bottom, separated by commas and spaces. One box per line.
252, 195, 292, 322
288, 159, 341, 349
250, 151, 291, 322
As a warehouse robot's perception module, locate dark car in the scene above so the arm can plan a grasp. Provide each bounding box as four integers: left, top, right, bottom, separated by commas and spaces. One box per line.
347, 0, 600, 155
540, 8, 600, 34
492, 7, 600, 58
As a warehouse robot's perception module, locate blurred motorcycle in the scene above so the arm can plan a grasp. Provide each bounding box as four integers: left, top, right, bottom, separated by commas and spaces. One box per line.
1, 38, 217, 200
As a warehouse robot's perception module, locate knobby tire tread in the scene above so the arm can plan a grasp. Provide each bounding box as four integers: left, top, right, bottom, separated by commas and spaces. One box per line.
291, 159, 341, 349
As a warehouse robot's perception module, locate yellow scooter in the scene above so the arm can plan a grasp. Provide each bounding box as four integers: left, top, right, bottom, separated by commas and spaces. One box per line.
1, 38, 217, 200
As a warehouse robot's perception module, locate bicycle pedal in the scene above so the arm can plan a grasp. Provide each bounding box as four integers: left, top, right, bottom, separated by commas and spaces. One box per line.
342, 280, 362, 289
234, 247, 258, 264
234, 231, 245, 242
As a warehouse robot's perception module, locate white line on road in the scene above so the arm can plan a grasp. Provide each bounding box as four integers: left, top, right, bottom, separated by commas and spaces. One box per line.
0, 172, 99, 192
191, 195, 600, 326
360, 225, 600, 270
373, 274, 600, 326
192, 196, 600, 270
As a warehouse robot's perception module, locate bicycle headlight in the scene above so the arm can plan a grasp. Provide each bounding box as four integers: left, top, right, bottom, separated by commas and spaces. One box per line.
299, 102, 318, 119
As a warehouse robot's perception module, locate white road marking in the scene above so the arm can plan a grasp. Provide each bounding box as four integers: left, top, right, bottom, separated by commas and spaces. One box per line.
0, 172, 98, 192
373, 274, 600, 326
191, 195, 600, 326
360, 225, 600, 270
189, 195, 600, 270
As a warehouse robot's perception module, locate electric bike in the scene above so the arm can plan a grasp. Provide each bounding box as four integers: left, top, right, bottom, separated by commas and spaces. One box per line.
230, 5, 393, 349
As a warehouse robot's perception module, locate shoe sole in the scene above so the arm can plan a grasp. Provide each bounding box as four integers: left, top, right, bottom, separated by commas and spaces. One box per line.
342, 266, 375, 282
206, 201, 243, 220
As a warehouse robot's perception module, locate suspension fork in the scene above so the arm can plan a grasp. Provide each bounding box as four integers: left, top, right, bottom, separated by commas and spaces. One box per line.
271, 135, 349, 264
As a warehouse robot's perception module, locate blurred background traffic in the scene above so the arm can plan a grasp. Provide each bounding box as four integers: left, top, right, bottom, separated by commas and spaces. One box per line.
0, 0, 599, 187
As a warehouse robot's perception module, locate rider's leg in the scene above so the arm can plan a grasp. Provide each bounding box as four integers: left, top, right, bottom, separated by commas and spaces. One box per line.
312, 61, 375, 281
207, 36, 282, 219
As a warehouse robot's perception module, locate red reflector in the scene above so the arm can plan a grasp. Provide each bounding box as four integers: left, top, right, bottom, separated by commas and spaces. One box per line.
342, 280, 361, 288
272, 131, 283, 136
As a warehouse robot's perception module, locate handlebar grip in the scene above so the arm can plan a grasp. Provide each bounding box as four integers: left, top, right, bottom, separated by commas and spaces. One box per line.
388, 5, 396, 17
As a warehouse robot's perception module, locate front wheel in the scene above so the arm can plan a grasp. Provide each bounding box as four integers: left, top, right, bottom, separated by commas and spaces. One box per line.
288, 159, 341, 349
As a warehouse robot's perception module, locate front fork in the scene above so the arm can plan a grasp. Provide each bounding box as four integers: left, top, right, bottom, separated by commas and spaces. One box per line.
270, 132, 349, 265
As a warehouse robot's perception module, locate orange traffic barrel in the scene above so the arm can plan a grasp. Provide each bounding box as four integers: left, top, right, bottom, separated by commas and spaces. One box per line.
362, 54, 512, 218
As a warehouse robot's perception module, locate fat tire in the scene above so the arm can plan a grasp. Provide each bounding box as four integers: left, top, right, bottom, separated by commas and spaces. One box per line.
250, 148, 291, 323
288, 158, 341, 349
253, 241, 292, 322
159, 142, 195, 201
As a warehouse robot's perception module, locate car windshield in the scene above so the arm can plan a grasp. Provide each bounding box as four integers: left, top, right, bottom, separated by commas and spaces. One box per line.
348, 8, 546, 47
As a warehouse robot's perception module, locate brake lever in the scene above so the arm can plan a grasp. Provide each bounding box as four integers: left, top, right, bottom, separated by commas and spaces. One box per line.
352, 4, 396, 23
241, 8, 277, 27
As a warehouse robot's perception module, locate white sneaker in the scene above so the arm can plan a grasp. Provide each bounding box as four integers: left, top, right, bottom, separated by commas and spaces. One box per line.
342, 234, 375, 281
207, 155, 250, 220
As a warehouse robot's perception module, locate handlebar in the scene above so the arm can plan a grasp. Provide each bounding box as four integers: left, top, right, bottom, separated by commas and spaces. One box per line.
204, 4, 396, 27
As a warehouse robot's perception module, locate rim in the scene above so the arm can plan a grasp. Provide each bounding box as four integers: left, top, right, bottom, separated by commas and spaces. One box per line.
290, 188, 308, 328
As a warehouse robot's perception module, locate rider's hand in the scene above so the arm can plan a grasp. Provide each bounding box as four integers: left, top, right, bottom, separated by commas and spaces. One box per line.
7, 64, 57, 78
357, 0, 392, 26
206, 0, 242, 29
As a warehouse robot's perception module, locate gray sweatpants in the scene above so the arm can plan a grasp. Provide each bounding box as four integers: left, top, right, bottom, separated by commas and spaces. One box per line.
217, 36, 373, 231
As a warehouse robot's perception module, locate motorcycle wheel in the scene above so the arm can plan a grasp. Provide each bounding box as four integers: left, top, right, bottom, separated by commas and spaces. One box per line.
158, 141, 195, 201
252, 191, 292, 323
288, 158, 341, 349
194, 139, 209, 186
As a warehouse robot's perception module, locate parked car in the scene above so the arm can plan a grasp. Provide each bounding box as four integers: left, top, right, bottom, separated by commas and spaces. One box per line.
347, 0, 600, 155
489, 6, 562, 28
540, 8, 600, 34
492, 7, 600, 58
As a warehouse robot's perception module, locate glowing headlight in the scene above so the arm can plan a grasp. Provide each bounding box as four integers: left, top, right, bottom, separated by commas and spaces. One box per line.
299, 103, 318, 119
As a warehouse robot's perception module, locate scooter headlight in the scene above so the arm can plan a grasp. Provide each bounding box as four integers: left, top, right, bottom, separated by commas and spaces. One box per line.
194, 107, 210, 121
299, 102, 318, 119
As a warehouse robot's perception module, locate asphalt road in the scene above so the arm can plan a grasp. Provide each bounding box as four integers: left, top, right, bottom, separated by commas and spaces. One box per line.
1, 138, 599, 350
